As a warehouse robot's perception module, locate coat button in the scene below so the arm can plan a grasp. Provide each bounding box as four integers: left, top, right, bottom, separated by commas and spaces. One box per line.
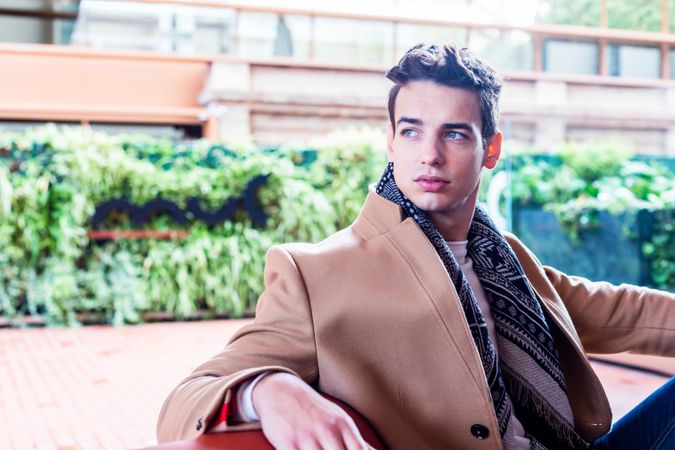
196, 418, 203, 431
471, 424, 489, 439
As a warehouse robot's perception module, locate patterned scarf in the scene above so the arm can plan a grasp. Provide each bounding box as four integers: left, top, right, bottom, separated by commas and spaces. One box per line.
376, 163, 590, 450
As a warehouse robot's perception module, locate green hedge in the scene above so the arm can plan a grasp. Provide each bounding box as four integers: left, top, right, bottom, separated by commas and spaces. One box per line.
499, 142, 674, 289
0, 127, 672, 326
0, 125, 386, 325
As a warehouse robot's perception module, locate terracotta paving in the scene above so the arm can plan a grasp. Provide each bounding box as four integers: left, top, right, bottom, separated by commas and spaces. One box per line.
0, 320, 671, 450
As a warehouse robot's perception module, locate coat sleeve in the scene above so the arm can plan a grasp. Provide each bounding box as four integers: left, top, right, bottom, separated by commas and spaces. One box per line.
544, 265, 675, 356
156, 245, 318, 443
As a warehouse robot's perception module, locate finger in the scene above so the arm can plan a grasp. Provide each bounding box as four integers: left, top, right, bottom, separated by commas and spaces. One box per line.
296, 434, 322, 450
321, 425, 348, 450
339, 421, 369, 450
297, 426, 347, 450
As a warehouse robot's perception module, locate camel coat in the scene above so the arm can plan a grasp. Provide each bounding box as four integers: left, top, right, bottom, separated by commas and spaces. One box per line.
157, 192, 675, 449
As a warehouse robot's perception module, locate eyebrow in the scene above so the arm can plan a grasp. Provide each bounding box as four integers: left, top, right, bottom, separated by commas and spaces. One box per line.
396, 116, 475, 133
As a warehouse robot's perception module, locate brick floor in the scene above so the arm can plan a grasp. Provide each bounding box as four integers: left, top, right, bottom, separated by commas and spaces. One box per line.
0, 320, 671, 450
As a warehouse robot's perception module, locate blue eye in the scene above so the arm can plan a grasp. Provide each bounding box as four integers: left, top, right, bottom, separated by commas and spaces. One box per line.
400, 128, 419, 138
444, 131, 467, 141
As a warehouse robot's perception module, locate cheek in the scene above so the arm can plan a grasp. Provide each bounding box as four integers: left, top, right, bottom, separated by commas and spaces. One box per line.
392, 163, 415, 194
393, 147, 416, 167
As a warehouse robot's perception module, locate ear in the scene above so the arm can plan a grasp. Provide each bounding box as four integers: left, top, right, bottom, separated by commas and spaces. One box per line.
483, 131, 502, 170
386, 123, 395, 162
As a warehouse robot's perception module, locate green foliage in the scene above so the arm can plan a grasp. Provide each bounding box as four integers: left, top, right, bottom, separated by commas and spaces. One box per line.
606, 0, 662, 32
1, 125, 672, 326
0, 125, 386, 326
642, 214, 674, 289
502, 142, 674, 289
539, 0, 663, 31
539, 0, 600, 27
558, 141, 629, 184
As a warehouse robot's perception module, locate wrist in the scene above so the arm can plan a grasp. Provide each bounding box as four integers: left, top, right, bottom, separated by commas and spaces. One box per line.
236, 371, 273, 422
251, 372, 302, 419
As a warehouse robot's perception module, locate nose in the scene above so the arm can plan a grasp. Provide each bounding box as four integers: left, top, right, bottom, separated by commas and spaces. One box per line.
420, 136, 444, 166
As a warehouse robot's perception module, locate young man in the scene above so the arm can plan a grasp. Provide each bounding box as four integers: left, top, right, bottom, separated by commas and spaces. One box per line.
157, 44, 674, 450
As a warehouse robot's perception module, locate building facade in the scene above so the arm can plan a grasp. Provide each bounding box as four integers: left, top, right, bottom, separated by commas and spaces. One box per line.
1, 0, 674, 154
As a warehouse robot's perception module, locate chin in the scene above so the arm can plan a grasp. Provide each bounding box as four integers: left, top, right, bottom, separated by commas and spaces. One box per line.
409, 195, 453, 213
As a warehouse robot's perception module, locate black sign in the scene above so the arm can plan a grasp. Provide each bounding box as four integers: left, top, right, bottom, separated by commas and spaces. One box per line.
92, 175, 269, 228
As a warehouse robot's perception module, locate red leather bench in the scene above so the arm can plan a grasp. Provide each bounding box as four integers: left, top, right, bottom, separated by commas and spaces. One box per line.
143, 395, 385, 450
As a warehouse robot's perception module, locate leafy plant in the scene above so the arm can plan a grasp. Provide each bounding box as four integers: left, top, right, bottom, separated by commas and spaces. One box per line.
0, 125, 386, 326
500, 142, 673, 288
1, 125, 672, 326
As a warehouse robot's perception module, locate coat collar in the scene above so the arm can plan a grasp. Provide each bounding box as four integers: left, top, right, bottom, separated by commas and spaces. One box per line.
351, 190, 405, 240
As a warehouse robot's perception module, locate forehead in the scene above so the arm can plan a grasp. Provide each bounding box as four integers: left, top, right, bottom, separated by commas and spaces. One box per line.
394, 81, 482, 127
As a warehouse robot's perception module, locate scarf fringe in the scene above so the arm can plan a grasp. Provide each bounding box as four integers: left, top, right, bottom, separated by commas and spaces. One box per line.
503, 370, 590, 450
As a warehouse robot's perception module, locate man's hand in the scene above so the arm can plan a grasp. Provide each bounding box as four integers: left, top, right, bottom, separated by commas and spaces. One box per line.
251, 372, 373, 450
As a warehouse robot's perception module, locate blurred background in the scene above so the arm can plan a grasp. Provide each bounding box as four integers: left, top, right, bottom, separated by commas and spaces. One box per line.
0, 1, 673, 449
0, 0, 672, 324
1, 0, 674, 148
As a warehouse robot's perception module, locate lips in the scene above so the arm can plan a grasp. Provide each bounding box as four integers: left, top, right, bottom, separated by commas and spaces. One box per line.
415, 175, 449, 192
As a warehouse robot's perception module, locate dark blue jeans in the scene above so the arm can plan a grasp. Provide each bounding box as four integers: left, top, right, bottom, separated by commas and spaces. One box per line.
593, 377, 675, 450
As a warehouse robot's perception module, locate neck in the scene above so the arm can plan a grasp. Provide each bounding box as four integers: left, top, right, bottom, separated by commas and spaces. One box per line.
428, 187, 479, 242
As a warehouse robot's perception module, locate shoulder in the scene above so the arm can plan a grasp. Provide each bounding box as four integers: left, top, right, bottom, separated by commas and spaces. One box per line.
268, 225, 365, 264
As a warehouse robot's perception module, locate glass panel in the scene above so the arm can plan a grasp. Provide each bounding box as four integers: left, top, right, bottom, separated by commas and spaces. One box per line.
536, 0, 600, 27
72, 1, 236, 54
543, 39, 598, 75
237, 12, 311, 59
313, 18, 394, 65
284, 15, 313, 59
395, 23, 467, 61
670, 48, 675, 80
238, 12, 278, 58
606, 44, 660, 79
57, 17, 78, 45
0, 16, 51, 44
73, 1, 165, 51
0, 13, 76, 45
607, 0, 660, 32
193, 14, 236, 55
470, 29, 534, 72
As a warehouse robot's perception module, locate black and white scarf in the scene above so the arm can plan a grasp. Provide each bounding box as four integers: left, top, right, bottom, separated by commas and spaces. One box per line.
376, 163, 589, 450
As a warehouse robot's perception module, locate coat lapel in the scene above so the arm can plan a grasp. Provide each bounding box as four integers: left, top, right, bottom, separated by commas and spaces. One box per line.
354, 191, 611, 440
354, 192, 495, 407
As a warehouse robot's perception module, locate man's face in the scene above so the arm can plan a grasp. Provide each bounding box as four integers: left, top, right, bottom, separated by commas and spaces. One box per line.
386, 81, 501, 222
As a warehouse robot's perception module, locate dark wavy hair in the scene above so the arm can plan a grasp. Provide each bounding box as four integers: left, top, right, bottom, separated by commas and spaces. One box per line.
386, 43, 503, 146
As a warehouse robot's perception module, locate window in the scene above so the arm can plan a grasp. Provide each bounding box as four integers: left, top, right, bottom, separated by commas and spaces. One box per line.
470, 29, 534, 72
73, 1, 236, 55
543, 39, 598, 75
313, 18, 394, 65
0, 8, 77, 45
190, 12, 236, 55
237, 13, 311, 59
395, 23, 467, 62
606, 44, 660, 79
